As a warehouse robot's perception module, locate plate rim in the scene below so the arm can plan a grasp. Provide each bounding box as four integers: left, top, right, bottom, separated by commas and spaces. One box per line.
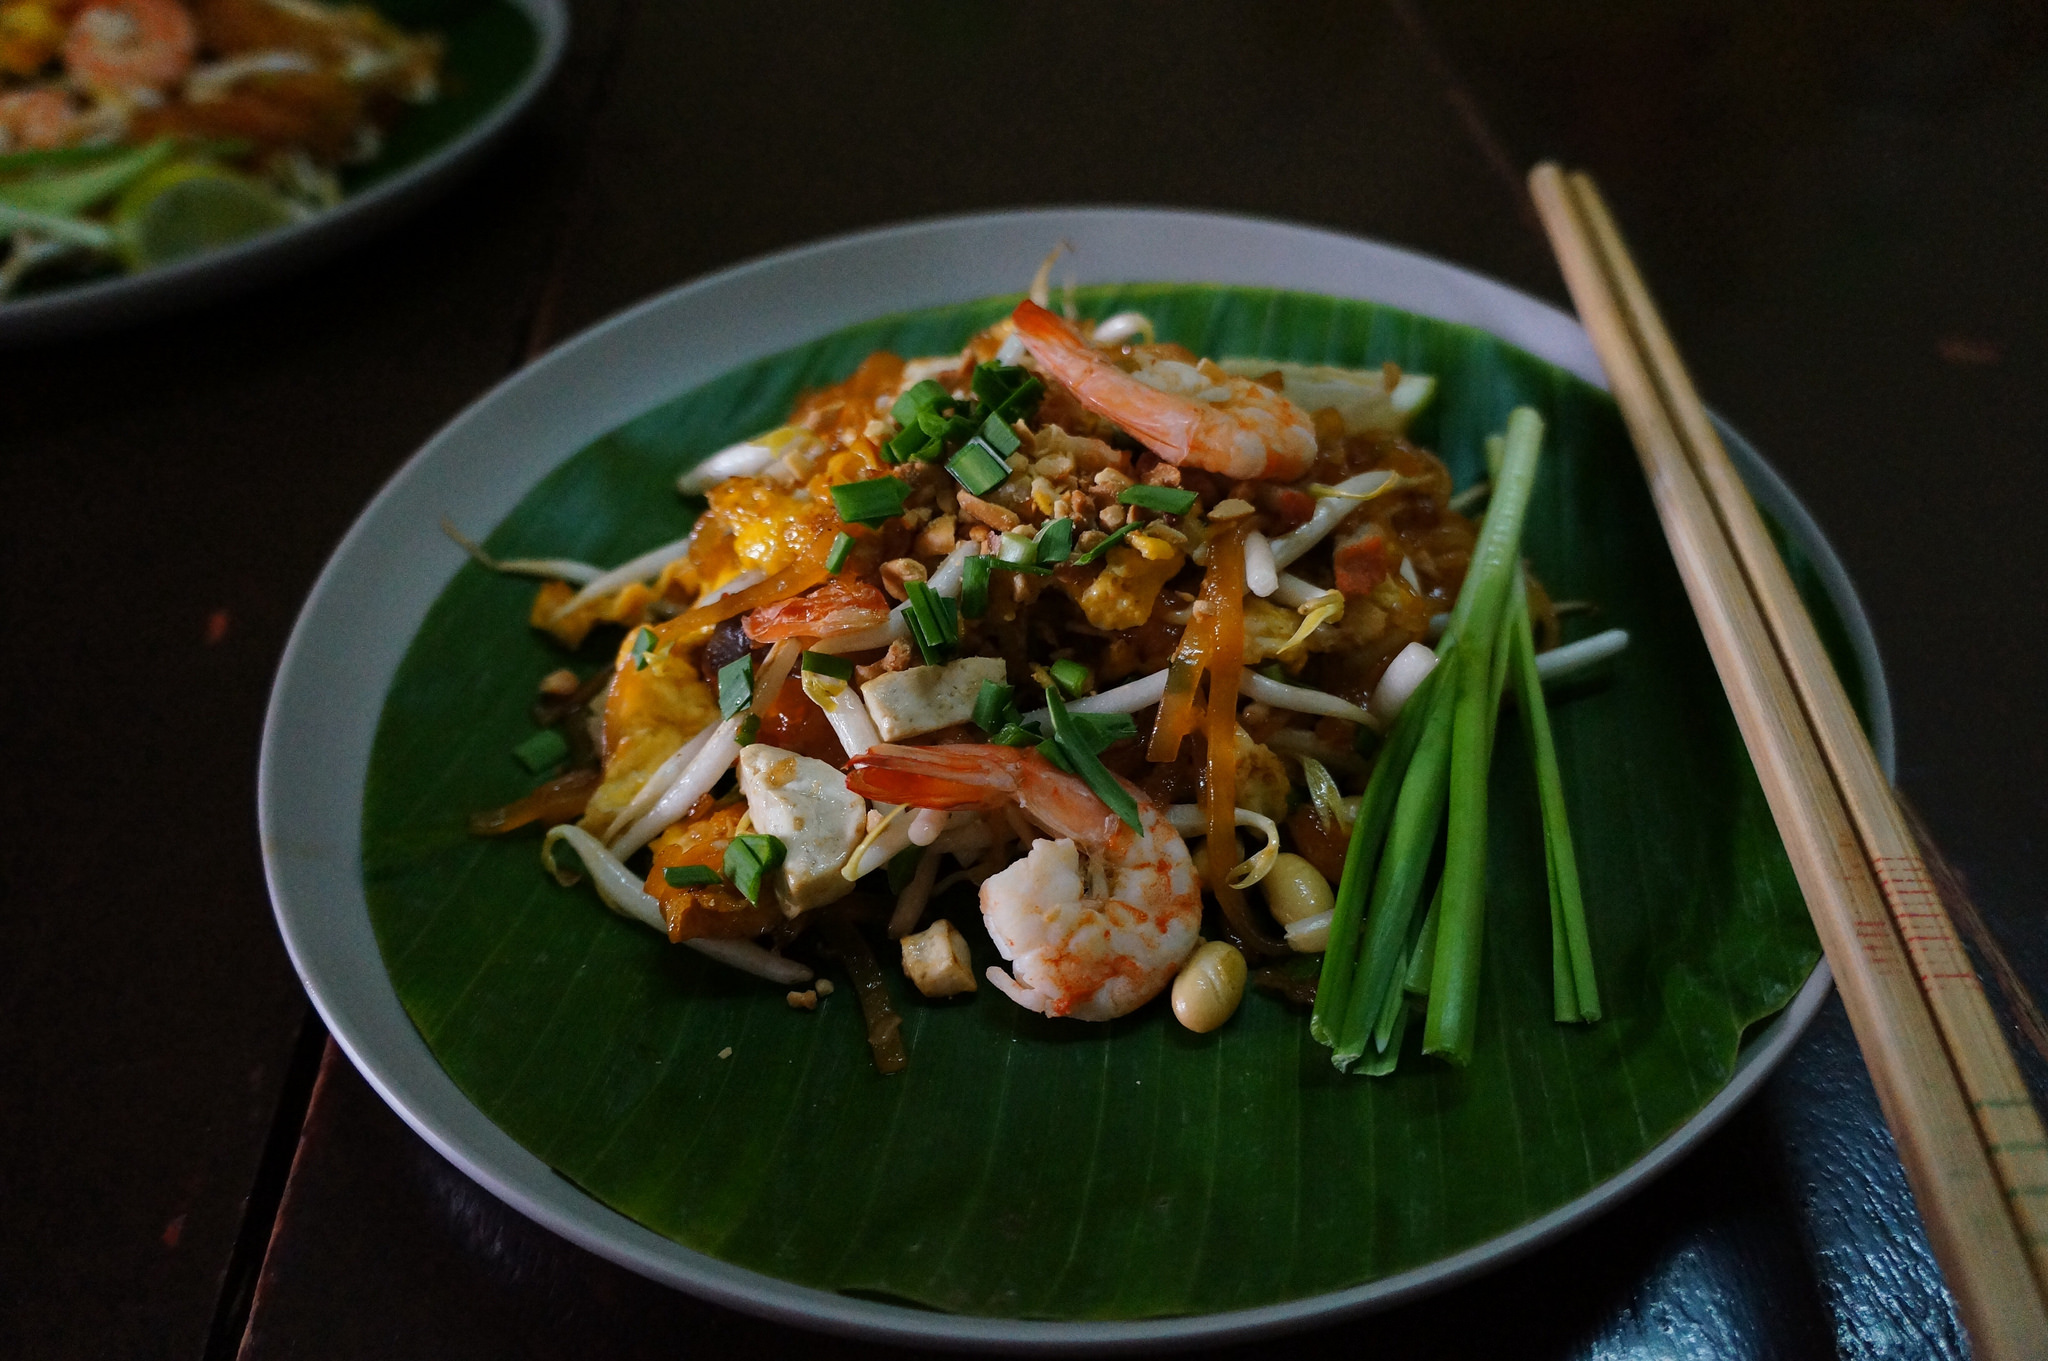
0, 0, 569, 348
259, 205, 1887, 1352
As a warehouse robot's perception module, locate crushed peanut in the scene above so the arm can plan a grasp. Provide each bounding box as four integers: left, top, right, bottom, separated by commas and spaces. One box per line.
880, 557, 928, 601
787, 989, 819, 1010
538, 668, 581, 696
1209, 498, 1255, 520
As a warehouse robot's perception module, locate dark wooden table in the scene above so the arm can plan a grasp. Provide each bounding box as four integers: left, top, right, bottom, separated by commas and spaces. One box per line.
7, 2, 2045, 1356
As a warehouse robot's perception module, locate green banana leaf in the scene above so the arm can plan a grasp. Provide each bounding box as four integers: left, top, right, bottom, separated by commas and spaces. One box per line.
362, 284, 1832, 1319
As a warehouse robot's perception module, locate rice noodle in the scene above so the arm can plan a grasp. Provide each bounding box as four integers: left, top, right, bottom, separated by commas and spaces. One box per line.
546, 535, 694, 622
1267, 470, 1395, 569
887, 841, 944, 938
909, 806, 950, 847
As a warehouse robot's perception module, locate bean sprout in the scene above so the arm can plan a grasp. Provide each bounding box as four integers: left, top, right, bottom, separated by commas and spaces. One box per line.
440, 518, 605, 585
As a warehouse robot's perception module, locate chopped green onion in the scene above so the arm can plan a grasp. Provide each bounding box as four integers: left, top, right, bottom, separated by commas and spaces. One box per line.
1118, 484, 1198, 515
663, 864, 721, 888
1034, 517, 1075, 564
947, 439, 1012, 497
628, 625, 658, 670
825, 532, 855, 573
997, 529, 1038, 566
977, 412, 1020, 456
891, 379, 955, 427
884, 426, 935, 464
736, 712, 761, 746
971, 362, 1044, 425
1049, 658, 1092, 698
829, 476, 910, 527
1035, 738, 1077, 774
717, 654, 754, 718
990, 723, 1042, 747
959, 554, 993, 618
1043, 687, 1141, 831
1072, 523, 1135, 565
886, 845, 924, 894
903, 580, 958, 665
1066, 709, 1137, 754
972, 679, 1019, 735
800, 650, 855, 681
512, 728, 568, 773
723, 833, 787, 904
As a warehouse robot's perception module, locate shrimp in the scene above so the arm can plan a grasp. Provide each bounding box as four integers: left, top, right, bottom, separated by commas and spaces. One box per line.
744, 577, 889, 644
1010, 298, 1318, 482
846, 743, 1201, 1020
63, 0, 196, 93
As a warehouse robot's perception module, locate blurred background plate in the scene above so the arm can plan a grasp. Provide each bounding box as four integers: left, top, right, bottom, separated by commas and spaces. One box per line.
260, 207, 1888, 1350
0, 0, 566, 348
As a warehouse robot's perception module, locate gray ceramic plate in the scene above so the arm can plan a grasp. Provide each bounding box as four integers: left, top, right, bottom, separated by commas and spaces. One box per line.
0, 0, 566, 348
259, 208, 1887, 1351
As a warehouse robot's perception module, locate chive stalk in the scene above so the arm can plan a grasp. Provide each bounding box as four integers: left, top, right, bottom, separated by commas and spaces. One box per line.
1510, 568, 1601, 1022
1422, 408, 1545, 1066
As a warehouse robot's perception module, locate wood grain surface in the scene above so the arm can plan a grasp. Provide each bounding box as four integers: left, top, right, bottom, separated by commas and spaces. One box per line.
4, 1, 2044, 1357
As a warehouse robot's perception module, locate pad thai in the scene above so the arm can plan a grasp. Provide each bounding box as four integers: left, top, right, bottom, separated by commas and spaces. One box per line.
466, 272, 1624, 1075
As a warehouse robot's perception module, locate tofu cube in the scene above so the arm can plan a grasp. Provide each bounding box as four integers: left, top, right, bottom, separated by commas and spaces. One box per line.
860, 655, 1008, 742
900, 919, 978, 997
736, 745, 866, 915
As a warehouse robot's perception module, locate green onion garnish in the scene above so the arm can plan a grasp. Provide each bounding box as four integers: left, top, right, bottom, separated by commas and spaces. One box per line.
663, 864, 720, 888
1034, 517, 1075, 564
723, 833, 786, 904
717, 654, 755, 718
1042, 687, 1141, 831
1072, 523, 1135, 565
825, 532, 854, 573
512, 728, 568, 773
902, 579, 958, 665
1065, 709, 1137, 754
972, 679, 1019, 734
800, 650, 855, 681
1049, 658, 1092, 698
978, 411, 1020, 456
959, 554, 993, 618
990, 723, 1042, 747
829, 476, 910, 527
1035, 738, 1077, 774
947, 439, 1012, 497
891, 379, 954, 427
1118, 484, 1198, 515
736, 712, 761, 746
628, 626, 658, 670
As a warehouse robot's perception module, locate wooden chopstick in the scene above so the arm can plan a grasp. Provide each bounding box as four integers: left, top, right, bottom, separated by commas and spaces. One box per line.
1529, 162, 2048, 1360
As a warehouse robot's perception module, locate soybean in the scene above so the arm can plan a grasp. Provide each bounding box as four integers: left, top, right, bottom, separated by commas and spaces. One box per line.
1262, 852, 1335, 927
1172, 940, 1247, 1033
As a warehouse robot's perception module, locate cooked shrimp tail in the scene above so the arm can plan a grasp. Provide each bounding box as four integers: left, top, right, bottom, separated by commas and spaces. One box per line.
848, 742, 1201, 1020
1009, 299, 1318, 481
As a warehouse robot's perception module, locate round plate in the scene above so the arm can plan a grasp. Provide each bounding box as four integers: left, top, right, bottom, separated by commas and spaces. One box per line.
0, 0, 567, 348
260, 207, 1889, 1351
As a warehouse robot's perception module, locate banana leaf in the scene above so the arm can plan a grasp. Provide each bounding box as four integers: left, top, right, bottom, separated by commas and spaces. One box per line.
362, 284, 1833, 1318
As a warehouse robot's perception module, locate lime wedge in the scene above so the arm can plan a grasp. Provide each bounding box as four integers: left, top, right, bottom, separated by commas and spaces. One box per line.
113, 164, 297, 270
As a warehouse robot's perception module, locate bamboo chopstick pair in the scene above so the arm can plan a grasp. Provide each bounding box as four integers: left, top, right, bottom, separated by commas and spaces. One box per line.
1526, 163, 2048, 1359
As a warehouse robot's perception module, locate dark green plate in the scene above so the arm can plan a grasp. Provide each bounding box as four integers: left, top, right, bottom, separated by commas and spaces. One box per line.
0, 0, 563, 345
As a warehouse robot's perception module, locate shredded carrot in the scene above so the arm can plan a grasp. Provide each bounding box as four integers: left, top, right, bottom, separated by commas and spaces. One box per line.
1197, 520, 1288, 956
670, 528, 835, 641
